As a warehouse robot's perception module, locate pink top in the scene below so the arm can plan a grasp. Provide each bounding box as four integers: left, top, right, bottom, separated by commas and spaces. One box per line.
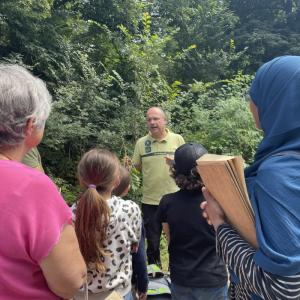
0, 160, 72, 299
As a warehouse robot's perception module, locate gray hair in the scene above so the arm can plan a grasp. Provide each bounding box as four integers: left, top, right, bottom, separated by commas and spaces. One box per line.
0, 64, 52, 147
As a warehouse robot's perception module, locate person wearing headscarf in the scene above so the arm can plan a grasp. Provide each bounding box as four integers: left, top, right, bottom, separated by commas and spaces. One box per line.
201, 56, 300, 299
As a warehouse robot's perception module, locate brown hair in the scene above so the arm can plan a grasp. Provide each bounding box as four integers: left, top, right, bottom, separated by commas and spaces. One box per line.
112, 166, 131, 197
75, 148, 120, 271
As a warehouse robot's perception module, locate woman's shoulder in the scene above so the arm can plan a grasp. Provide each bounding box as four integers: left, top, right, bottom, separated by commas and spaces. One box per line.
259, 152, 300, 171
2, 160, 56, 191
257, 153, 300, 185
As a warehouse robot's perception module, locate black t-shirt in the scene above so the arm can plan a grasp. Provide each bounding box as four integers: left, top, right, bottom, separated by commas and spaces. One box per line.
156, 189, 228, 288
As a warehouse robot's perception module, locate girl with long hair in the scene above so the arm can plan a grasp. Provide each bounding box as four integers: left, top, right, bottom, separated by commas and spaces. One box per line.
73, 148, 142, 300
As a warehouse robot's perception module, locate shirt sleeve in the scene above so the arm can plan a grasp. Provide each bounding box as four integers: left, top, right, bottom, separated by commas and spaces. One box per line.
179, 134, 185, 146
127, 201, 142, 243
23, 175, 72, 263
216, 224, 300, 299
156, 197, 167, 223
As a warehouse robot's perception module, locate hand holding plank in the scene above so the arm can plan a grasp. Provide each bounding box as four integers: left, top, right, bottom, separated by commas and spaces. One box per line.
201, 187, 226, 231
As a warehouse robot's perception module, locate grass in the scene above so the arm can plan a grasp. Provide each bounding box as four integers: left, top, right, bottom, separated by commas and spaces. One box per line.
160, 234, 169, 272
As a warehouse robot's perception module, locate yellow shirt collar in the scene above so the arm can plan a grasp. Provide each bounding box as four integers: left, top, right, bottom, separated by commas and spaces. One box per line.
148, 128, 170, 143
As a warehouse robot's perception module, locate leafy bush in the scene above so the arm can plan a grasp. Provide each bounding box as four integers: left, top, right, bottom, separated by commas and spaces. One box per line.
171, 74, 262, 163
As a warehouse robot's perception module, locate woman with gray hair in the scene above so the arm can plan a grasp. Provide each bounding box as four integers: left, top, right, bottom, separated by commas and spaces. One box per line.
0, 64, 86, 299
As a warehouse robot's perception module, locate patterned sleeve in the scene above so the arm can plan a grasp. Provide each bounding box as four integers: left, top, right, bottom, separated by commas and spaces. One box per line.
216, 224, 300, 299
178, 134, 185, 146
127, 201, 142, 243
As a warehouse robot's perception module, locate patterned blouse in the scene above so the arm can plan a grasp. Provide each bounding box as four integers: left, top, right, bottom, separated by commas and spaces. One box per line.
217, 224, 300, 300
72, 196, 142, 296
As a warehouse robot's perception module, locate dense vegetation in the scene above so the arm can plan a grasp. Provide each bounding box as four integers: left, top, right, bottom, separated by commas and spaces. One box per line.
1, 0, 299, 202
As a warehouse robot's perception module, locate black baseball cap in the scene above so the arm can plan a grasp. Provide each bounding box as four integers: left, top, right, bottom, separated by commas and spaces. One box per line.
173, 143, 208, 175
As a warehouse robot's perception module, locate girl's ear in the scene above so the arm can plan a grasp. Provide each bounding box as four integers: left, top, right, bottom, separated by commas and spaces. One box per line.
120, 185, 130, 198
113, 174, 121, 189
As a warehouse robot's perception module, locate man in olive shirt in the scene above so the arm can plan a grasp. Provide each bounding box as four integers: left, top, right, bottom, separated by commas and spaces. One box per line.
133, 107, 184, 266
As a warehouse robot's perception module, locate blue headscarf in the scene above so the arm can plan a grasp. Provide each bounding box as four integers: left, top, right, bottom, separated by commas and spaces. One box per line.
245, 56, 300, 276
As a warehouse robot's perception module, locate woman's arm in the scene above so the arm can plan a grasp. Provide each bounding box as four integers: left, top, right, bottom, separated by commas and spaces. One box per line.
201, 188, 300, 299
217, 224, 300, 299
40, 224, 87, 299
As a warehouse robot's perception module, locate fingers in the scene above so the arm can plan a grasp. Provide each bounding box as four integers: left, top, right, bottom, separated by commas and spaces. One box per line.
164, 155, 174, 166
201, 187, 226, 230
202, 211, 212, 225
122, 155, 132, 169
202, 186, 214, 202
139, 293, 147, 300
200, 200, 207, 210
201, 200, 212, 225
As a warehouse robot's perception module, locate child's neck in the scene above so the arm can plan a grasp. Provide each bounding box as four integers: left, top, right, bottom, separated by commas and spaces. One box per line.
101, 191, 113, 201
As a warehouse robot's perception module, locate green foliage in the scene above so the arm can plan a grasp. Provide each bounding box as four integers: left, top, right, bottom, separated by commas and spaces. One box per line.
127, 168, 143, 203
160, 234, 169, 272
117, 12, 176, 109
50, 175, 80, 206
191, 96, 261, 162
155, 0, 249, 82
172, 74, 262, 163
229, 0, 300, 72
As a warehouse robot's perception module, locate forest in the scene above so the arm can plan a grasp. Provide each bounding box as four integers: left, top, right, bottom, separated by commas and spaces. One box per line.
1, 0, 300, 201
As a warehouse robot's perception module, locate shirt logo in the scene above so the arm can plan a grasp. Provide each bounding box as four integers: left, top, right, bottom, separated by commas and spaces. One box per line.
145, 140, 152, 153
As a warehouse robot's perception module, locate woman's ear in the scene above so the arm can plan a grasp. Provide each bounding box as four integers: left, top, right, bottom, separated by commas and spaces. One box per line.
249, 100, 261, 129
24, 118, 35, 137
23, 118, 44, 149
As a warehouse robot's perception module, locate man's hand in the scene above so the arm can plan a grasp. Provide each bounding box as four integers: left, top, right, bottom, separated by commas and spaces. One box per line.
122, 155, 132, 170
164, 155, 174, 167
200, 187, 226, 231
131, 242, 139, 253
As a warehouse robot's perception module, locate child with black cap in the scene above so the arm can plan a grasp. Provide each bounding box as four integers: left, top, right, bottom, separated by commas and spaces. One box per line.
156, 143, 228, 300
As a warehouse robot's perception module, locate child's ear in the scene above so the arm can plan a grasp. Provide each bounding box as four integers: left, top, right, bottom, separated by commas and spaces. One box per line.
120, 185, 130, 198
113, 176, 120, 189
